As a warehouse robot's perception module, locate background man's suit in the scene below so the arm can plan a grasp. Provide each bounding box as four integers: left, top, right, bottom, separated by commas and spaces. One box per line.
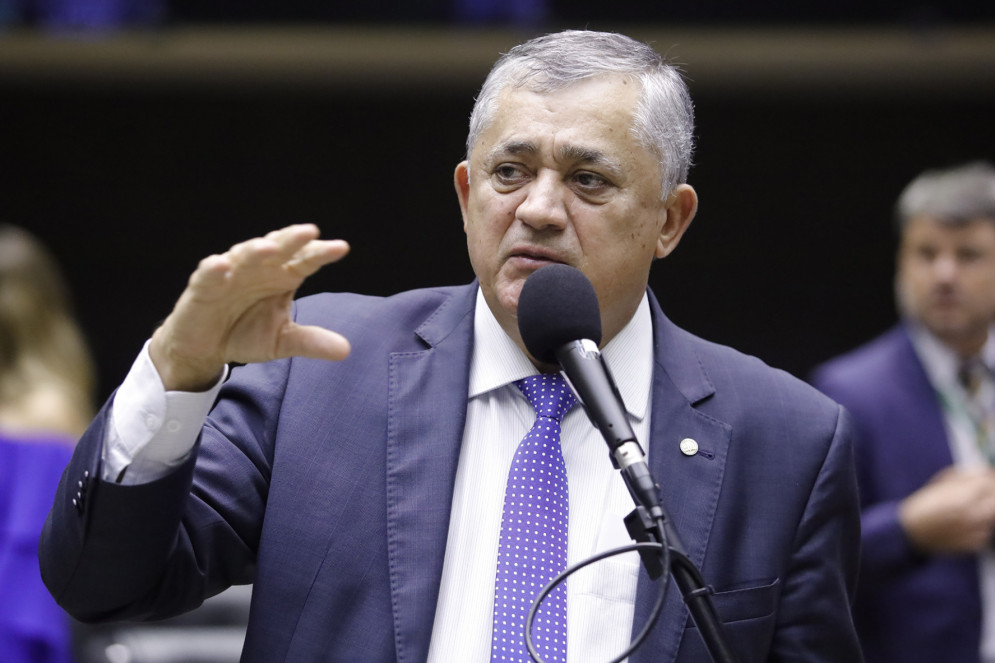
42, 283, 861, 661
812, 324, 983, 662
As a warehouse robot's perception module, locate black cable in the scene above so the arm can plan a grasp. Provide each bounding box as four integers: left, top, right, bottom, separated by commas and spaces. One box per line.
524, 526, 672, 663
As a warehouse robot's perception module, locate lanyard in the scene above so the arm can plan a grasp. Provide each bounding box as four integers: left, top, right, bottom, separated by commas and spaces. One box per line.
937, 384, 995, 463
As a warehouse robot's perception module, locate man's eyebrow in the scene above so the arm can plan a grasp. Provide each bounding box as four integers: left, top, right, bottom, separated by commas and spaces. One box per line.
559, 144, 623, 177
486, 141, 538, 161
487, 141, 622, 172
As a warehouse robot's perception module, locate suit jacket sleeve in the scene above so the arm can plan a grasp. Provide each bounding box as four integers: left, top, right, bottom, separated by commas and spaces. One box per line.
770, 404, 862, 660
39, 351, 291, 622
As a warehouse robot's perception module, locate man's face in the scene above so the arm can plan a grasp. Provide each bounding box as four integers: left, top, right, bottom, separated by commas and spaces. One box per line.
897, 215, 995, 355
455, 74, 696, 354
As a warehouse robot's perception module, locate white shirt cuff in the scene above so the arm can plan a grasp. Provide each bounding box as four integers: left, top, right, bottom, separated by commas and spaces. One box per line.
102, 340, 227, 484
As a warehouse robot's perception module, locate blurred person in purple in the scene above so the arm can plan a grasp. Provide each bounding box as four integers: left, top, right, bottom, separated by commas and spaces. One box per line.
0, 224, 95, 663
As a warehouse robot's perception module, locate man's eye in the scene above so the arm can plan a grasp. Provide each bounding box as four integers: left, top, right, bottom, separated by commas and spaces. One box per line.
959, 249, 983, 263
574, 172, 608, 189
494, 165, 525, 182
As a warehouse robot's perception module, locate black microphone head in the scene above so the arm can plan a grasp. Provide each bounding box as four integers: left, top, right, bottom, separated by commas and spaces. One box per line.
517, 264, 602, 364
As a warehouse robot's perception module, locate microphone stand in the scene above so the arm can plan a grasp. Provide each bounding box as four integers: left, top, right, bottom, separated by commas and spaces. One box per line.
623, 483, 740, 663
551, 339, 739, 662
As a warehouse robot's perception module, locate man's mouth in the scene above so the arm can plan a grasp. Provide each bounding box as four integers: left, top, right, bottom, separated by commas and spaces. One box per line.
509, 246, 564, 267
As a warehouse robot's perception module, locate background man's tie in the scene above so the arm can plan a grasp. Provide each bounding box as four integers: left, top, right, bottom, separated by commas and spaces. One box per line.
959, 358, 995, 462
491, 374, 576, 663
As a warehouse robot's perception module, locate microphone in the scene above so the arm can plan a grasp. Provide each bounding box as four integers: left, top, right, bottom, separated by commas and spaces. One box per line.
517, 264, 662, 514
518, 265, 740, 663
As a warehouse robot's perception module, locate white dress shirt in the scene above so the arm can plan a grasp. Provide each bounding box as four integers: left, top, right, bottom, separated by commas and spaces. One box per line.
102, 342, 226, 484
103, 287, 653, 662
908, 323, 995, 662
426, 291, 650, 662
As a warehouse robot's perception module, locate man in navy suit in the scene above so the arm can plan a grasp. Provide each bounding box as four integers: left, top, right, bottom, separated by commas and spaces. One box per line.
41, 30, 860, 661
812, 161, 995, 662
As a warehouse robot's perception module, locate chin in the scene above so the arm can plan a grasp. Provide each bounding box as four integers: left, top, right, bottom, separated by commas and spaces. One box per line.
499, 293, 522, 323
495, 280, 526, 315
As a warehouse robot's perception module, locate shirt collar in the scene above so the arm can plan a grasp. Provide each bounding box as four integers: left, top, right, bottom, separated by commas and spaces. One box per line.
907, 321, 995, 390
468, 287, 653, 421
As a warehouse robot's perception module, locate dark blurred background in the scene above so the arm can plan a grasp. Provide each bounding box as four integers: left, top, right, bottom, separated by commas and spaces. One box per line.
1, 1, 994, 401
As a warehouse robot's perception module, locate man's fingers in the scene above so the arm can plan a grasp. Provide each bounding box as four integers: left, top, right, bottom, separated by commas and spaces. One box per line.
265, 225, 349, 276
223, 224, 317, 267
267, 222, 320, 246
261, 224, 326, 266
927, 466, 962, 484
282, 325, 351, 362
286, 239, 350, 278
220, 225, 348, 278
183, 254, 235, 300
159, 226, 351, 381
228, 236, 283, 269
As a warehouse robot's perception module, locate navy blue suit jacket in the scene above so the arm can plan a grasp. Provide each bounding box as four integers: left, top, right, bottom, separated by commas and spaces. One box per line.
812, 324, 982, 663
42, 284, 860, 662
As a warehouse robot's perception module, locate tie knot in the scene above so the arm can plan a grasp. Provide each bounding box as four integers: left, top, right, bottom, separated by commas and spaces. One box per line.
515, 374, 577, 422
960, 358, 990, 395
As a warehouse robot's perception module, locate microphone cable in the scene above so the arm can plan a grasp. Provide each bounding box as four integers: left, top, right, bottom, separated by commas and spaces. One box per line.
524, 520, 671, 663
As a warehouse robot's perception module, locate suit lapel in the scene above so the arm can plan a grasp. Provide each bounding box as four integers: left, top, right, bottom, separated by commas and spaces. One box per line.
382, 285, 733, 662
631, 294, 733, 663
894, 325, 955, 474
385, 285, 476, 663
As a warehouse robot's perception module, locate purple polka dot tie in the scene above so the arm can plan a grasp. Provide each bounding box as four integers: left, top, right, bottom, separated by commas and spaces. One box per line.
490, 374, 576, 663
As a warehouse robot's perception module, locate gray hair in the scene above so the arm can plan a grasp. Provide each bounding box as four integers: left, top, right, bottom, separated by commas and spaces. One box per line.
466, 30, 695, 199
896, 161, 995, 230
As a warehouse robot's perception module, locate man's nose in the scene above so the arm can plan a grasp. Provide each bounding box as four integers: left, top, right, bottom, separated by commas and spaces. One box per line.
932, 254, 960, 282
516, 171, 569, 230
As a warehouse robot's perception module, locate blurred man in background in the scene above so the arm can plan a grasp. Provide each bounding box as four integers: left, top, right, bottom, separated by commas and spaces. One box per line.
813, 161, 995, 663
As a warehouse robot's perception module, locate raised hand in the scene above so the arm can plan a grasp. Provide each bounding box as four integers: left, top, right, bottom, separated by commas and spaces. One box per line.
899, 465, 995, 554
149, 224, 352, 392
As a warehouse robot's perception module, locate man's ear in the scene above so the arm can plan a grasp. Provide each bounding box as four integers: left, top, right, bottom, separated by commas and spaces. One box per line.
454, 161, 471, 231
656, 184, 698, 259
